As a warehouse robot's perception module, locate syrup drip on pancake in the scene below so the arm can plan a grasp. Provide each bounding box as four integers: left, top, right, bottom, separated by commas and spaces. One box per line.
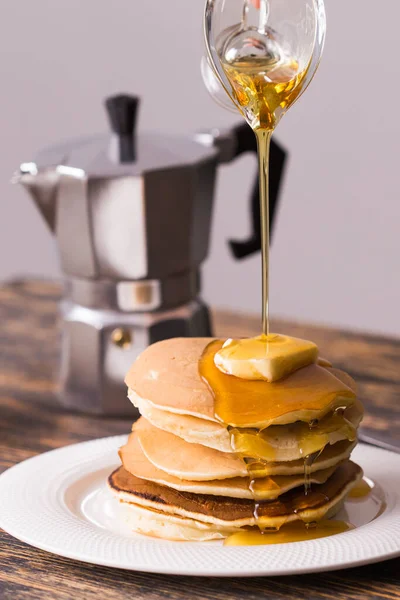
303, 452, 320, 495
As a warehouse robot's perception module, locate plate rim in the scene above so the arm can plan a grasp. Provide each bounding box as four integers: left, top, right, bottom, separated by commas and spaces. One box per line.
0, 436, 399, 578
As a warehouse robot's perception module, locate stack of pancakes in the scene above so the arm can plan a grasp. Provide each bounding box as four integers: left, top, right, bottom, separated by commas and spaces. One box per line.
109, 337, 363, 541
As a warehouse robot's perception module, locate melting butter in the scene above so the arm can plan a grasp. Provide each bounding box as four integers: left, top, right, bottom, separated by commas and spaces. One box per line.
200, 340, 356, 428
224, 519, 354, 546
214, 334, 318, 382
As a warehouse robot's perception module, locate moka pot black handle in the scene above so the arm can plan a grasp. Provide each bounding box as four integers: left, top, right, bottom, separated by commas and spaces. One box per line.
228, 122, 287, 259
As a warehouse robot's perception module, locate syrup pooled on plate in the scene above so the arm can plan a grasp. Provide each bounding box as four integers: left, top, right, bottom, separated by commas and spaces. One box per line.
224, 519, 354, 546
347, 478, 372, 499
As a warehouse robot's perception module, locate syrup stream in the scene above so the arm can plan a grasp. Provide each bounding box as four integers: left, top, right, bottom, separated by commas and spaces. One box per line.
256, 129, 272, 336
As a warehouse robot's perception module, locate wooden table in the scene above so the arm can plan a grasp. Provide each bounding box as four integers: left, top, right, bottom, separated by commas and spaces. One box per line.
1, 280, 399, 600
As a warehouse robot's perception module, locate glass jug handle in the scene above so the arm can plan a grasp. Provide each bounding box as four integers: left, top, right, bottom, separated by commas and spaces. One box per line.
227, 122, 287, 260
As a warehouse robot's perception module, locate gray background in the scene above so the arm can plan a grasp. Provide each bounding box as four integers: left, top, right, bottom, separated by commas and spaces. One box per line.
1, 0, 399, 336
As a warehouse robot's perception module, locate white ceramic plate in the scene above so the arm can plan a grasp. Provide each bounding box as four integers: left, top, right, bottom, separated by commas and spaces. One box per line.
0, 436, 399, 577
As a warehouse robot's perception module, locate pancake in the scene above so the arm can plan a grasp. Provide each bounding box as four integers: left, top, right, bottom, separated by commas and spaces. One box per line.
116, 498, 348, 542
327, 368, 358, 394
128, 389, 232, 452
134, 419, 247, 480
130, 392, 362, 460
108, 460, 362, 533
125, 338, 357, 428
120, 433, 338, 499
126, 338, 217, 422
134, 418, 357, 479
119, 502, 233, 541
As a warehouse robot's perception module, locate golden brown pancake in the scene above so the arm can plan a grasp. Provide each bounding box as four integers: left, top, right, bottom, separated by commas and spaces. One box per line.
134, 420, 247, 480
128, 389, 233, 452
117, 502, 234, 541
125, 338, 357, 428
108, 461, 362, 531
120, 433, 337, 500
129, 390, 362, 459
327, 368, 358, 393
126, 338, 216, 421
133, 418, 357, 480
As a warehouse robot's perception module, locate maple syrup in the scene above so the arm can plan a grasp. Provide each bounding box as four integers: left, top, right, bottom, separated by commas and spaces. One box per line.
222, 49, 308, 132
228, 410, 357, 463
303, 452, 319, 495
200, 340, 356, 429
347, 478, 372, 499
224, 519, 354, 546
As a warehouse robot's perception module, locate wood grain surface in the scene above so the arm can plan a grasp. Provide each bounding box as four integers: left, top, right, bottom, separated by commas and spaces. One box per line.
0, 280, 399, 600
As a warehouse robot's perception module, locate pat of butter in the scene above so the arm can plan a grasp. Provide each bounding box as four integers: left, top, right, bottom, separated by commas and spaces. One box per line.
214, 334, 319, 382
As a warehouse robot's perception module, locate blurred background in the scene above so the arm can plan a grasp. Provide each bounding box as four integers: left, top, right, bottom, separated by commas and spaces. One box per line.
0, 0, 399, 336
